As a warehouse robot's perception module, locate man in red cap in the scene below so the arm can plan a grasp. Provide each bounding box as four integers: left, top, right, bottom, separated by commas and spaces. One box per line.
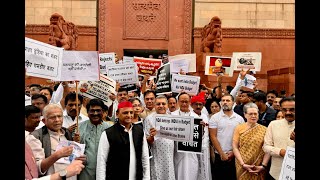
96, 101, 150, 180
190, 92, 212, 180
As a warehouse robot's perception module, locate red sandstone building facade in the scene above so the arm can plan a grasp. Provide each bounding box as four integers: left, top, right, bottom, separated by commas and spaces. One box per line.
25, 0, 295, 95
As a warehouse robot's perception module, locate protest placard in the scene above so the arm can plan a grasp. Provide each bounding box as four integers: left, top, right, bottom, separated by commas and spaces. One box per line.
169, 58, 190, 73
154, 114, 194, 142
177, 118, 203, 154
204, 55, 234, 77
133, 57, 162, 76
61, 50, 100, 81
232, 52, 262, 71
238, 74, 256, 90
56, 140, 85, 164
123, 56, 134, 63
121, 83, 138, 92
105, 63, 139, 85
78, 74, 116, 107
25, 37, 63, 81
155, 63, 171, 95
279, 146, 295, 180
99, 52, 116, 74
169, 53, 196, 72
171, 74, 200, 95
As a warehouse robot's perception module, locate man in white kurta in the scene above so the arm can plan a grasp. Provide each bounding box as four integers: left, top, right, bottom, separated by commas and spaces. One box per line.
190, 92, 212, 180
96, 101, 150, 180
144, 95, 175, 180
172, 92, 199, 180
263, 96, 295, 180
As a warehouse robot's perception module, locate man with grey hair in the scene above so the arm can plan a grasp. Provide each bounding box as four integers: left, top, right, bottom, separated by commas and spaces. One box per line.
31, 104, 86, 180
144, 95, 176, 180
172, 92, 200, 180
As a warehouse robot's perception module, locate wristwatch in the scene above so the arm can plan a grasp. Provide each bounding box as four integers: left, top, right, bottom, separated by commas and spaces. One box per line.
59, 169, 67, 180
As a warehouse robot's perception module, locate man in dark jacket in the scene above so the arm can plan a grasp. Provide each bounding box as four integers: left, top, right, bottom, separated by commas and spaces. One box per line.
96, 101, 150, 180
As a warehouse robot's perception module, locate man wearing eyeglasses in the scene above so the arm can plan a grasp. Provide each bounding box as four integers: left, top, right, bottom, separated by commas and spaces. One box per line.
74, 98, 113, 180
171, 92, 202, 180
31, 103, 83, 180
144, 95, 176, 180
263, 96, 295, 180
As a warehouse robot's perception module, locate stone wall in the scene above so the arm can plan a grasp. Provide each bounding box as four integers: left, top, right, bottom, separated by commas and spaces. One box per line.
25, 0, 295, 29
195, 0, 295, 29
25, 0, 97, 26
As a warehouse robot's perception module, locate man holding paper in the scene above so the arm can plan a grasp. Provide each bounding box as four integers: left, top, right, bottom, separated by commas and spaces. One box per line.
190, 92, 212, 180
263, 96, 295, 180
144, 95, 175, 180
31, 104, 85, 180
171, 92, 199, 180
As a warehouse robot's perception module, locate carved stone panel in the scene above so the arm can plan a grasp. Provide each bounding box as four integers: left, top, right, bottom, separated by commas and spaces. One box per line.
123, 0, 169, 40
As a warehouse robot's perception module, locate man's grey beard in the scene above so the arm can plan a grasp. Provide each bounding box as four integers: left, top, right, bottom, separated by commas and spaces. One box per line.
222, 105, 232, 111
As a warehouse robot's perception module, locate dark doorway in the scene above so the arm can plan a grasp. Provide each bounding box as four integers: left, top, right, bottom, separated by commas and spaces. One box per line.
123, 49, 168, 59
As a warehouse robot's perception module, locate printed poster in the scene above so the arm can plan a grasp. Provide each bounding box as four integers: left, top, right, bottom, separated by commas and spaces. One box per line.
78, 74, 116, 107
171, 74, 200, 95
133, 57, 162, 76
99, 52, 116, 74
155, 63, 171, 95
169, 53, 196, 72
279, 146, 295, 180
56, 140, 85, 164
61, 50, 100, 81
205, 55, 234, 77
177, 118, 203, 154
154, 114, 195, 142
25, 37, 63, 81
105, 63, 139, 85
232, 52, 262, 71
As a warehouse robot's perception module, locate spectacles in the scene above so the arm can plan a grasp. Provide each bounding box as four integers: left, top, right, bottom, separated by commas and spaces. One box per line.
281, 108, 295, 112
133, 104, 142, 107
193, 103, 204, 106
246, 113, 258, 117
89, 109, 103, 114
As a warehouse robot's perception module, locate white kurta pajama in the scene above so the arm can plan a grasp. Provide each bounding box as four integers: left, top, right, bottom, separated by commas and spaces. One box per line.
144, 112, 175, 180
192, 112, 212, 180
172, 109, 200, 180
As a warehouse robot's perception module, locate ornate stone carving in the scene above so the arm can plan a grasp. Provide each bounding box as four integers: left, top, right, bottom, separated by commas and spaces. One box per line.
25, 25, 96, 36
48, 13, 79, 50
183, 0, 193, 54
194, 27, 295, 39
200, 16, 223, 53
98, 0, 107, 52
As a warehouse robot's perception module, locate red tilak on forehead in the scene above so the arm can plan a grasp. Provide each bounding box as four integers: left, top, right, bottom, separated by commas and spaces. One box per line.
118, 101, 133, 109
